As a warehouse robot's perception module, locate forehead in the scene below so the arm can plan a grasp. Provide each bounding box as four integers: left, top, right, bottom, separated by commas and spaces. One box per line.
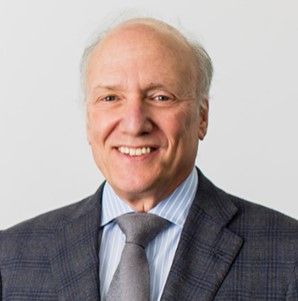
85, 23, 196, 91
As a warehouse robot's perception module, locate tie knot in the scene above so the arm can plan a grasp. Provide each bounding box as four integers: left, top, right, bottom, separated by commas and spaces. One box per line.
116, 212, 170, 248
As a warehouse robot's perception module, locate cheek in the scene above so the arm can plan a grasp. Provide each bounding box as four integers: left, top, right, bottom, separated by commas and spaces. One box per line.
87, 108, 117, 145
162, 106, 199, 140
155, 116, 188, 152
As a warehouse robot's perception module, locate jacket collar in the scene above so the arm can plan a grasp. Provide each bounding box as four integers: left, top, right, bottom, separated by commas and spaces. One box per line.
160, 168, 243, 300
46, 185, 104, 300
47, 168, 243, 300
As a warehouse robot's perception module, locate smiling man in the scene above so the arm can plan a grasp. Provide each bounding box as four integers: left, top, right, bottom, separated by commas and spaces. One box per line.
85, 20, 208, 212
0, 18, 298, 301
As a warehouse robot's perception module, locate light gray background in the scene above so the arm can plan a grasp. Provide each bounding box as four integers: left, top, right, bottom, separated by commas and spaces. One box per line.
1, 0, 297, 229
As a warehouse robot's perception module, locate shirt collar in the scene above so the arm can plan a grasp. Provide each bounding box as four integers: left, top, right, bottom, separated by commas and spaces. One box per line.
101, 167, 198, 228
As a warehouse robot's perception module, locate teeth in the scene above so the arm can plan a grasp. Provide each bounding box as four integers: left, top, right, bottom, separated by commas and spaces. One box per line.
129, 148, 136, 156
118, 146, 153, 156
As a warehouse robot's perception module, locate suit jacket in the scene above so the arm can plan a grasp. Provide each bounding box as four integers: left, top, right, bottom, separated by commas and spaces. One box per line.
1, 169, 298, 300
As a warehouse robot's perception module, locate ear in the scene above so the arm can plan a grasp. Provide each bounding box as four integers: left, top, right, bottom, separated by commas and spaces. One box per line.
198, 97, 209, 140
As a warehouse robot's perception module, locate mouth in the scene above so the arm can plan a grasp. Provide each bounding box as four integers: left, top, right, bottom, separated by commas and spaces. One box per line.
116, 146, 158, 157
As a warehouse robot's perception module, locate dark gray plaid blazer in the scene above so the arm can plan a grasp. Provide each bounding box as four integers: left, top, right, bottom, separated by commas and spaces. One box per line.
1, 169, 298, 300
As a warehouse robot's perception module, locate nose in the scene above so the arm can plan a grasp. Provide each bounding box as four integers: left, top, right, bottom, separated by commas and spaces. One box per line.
119, 96, 153, 136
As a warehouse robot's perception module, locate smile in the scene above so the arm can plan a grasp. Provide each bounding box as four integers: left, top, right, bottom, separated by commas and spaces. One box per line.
117, 146, 155, 156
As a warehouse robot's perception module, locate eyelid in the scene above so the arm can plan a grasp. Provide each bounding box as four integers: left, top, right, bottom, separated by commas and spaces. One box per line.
150, 92, 175, 101
154, 95, 170, 100
98, 94, 119, 102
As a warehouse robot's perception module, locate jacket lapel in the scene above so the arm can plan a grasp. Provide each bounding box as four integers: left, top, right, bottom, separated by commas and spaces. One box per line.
161, 169, 243, 301
46, 185, 104, 300
45, 169, 243, 300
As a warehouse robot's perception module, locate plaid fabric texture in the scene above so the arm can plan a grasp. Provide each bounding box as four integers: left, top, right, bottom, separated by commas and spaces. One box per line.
1, 168, 298, 300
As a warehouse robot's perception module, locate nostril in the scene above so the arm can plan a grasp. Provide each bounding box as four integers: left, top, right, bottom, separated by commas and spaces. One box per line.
119, 116, 154, 136
140, 131, 151, 136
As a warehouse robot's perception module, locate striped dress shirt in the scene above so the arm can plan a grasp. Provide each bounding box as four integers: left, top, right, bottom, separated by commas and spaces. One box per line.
99, 167, 198, 301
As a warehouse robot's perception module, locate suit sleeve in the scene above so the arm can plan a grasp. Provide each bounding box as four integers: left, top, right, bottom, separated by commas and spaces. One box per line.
0, 230, 2, 300
286, 264, 298, 300
0, 268, 2, 301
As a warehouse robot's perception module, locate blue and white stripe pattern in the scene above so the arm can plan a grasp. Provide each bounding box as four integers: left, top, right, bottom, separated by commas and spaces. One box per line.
99, 167, 198, 301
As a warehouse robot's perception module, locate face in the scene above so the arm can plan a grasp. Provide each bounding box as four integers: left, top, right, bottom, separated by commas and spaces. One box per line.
86, 24, 208, 206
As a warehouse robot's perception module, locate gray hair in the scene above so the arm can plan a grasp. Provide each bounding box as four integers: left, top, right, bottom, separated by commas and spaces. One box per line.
80, 17, 213, 106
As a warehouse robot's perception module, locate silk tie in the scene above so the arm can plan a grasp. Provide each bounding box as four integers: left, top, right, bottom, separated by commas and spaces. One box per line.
106, 212, 170, 301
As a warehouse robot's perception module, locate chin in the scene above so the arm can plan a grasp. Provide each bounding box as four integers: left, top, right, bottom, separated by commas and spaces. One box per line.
110, 178, 158, 200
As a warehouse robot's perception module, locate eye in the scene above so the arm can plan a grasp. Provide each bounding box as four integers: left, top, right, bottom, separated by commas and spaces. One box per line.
102, 95, 117, 102
153, 95, 171, 101
95, 94, 119, 103
148, 93, 176, 106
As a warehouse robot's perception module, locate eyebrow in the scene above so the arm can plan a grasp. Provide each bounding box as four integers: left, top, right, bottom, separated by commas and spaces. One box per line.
93, 82, 170, 92
145, 83, 169, 91
93, 83, 123, 91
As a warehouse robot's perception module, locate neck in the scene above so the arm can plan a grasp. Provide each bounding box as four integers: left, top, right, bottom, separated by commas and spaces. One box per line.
111, 168, 195, 212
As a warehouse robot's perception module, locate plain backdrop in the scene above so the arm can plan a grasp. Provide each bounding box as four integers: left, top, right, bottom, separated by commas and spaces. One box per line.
1, 0, 297, 229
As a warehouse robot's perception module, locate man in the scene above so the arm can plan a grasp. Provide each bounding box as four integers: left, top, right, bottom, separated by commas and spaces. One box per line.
0, 17, 297, 300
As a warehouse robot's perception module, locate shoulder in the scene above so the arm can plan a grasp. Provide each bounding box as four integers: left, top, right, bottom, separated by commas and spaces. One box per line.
198, 169, 298, 232
222, 191, 298, 267
0, 184, 104, 259
198, 169, 298, 258
2, 192, 97, 232
198, 168, 298, 233
196, 170, 298, 297
228, 193, 298, 233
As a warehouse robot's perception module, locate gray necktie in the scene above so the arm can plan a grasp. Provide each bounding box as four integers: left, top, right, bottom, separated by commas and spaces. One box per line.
106, 212, 170, 301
